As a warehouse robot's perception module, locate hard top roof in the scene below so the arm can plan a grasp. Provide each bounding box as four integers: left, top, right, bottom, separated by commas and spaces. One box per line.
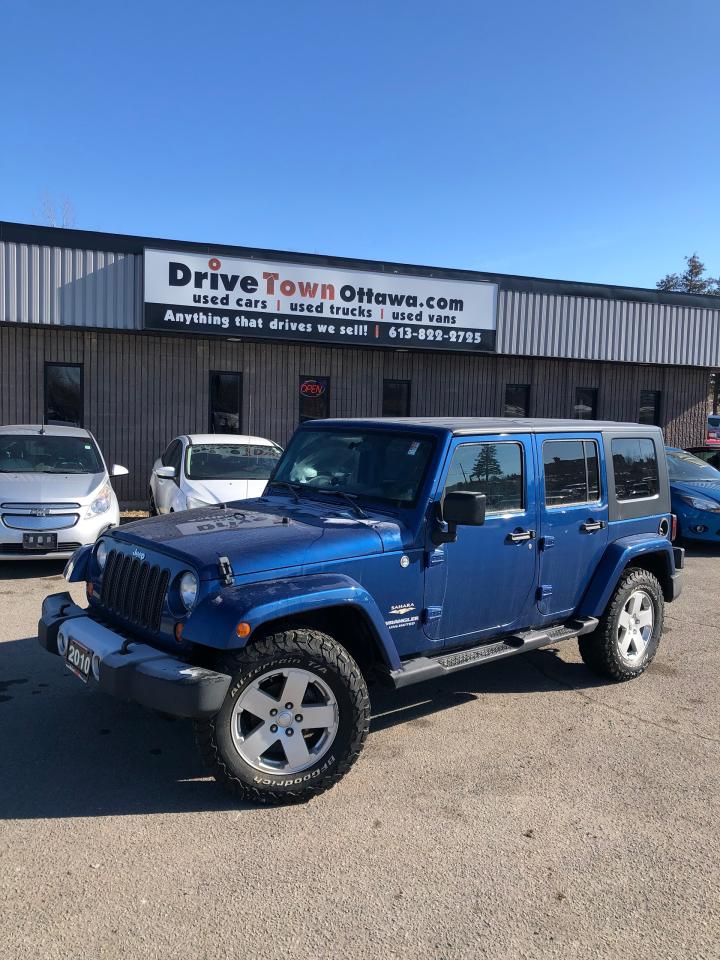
309, 417, 662, 437
183, 433, 279, 446
0, 424, 91, 438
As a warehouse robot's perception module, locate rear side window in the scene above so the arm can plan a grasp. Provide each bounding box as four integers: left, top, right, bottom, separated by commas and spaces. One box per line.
444, 441, 524, 513
612, 438, 659, 501
543, 439, 600, 506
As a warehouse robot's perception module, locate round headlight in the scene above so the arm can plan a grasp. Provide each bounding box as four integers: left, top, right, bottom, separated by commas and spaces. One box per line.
96, 540, 108, 571
179, 571, 199, 610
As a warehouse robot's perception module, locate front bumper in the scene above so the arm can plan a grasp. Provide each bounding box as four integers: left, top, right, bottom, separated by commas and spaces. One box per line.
38, 591, 231, 718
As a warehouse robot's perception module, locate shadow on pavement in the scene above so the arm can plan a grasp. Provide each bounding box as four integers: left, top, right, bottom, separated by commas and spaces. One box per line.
0, 631, 604, 820
0, 559, 66, 581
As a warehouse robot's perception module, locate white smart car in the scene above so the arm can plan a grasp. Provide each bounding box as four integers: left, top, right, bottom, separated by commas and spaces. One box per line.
0, 424, 127, 559
149, 434, 283, 514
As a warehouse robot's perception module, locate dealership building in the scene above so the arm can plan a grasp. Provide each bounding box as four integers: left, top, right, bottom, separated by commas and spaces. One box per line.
1, 219, 719, 503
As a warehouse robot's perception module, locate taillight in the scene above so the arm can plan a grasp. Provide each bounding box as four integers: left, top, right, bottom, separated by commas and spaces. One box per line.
671, 514, 678, 541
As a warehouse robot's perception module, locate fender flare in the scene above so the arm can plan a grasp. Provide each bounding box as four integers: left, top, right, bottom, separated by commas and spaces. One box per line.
185, 572, 402, 669
577, 535, 674, 618
64, 543, 93, 582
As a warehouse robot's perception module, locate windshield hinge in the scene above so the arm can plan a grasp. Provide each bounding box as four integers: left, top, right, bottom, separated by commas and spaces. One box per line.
218, 555, 234, 586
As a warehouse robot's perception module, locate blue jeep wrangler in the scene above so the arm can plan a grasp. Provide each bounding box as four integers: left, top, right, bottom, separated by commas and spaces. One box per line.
39, 418, 684, 804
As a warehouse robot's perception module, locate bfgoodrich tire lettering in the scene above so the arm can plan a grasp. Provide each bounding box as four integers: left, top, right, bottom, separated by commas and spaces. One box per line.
579, 567, 664, 681
194, 628, 370, 804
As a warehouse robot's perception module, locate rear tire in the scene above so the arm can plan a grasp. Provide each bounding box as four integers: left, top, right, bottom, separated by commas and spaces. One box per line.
579, 567, 664, 681
194, 628, 370, 804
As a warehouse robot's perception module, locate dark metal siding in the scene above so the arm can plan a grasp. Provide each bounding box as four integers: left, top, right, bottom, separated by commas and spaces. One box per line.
0, 325, 709, 502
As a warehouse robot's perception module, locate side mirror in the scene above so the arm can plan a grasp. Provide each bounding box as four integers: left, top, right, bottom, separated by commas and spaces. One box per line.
155, 465, 176, 479
432, 491, 486, 544
443, 491, 486, 527
111, 464, 129, 477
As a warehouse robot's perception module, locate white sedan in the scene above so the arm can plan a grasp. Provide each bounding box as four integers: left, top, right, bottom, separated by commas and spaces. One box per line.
149, 434, 282, 514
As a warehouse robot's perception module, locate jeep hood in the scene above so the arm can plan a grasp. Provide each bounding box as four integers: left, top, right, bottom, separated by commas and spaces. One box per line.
111, 501, 406, 579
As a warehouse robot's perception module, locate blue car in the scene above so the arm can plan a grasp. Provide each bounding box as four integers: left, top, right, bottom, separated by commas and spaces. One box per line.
666, 447, 720, 543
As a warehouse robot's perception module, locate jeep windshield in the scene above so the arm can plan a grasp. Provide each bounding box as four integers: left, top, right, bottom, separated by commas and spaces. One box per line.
666, 449, 720, 482
271, 429, 435, 506
0, 435, 103, 474
185, 443, 282, 480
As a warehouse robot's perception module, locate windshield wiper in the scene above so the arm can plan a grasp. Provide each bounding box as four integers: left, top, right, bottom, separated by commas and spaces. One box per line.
323, 490, 369, 519
265, 480, 302, 503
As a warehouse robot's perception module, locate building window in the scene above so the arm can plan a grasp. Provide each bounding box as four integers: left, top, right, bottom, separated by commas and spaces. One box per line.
299, 376, 330, 423
382, 379, 411, 417
611, 438, 659, 501
542, 439, 600, 507
574, 387, 598, 420
638, 390, 661, 426
504, 384, 530, 417
44, 363, 83, 426
444, 441, 524, 514
209, 372, 242, 433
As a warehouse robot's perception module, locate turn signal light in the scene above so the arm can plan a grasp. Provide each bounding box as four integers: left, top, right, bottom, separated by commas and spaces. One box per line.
174, 622, 184, 643
236, 621, 251, 639
86, 582, 94, 598
671, 514, 678, 542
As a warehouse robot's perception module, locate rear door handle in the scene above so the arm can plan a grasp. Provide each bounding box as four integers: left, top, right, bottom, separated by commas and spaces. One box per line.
507, 529, 536, 543
581, 520, 606, 533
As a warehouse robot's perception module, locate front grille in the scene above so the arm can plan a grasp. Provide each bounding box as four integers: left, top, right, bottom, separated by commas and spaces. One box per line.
99, 549, 170, 633
0, 541, 82, 553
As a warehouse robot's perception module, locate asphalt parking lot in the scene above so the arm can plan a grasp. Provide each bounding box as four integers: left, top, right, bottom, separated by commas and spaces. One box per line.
1, 550, 719, 960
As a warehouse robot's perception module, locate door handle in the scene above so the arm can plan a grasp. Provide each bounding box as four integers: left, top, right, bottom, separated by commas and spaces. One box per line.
581, 519, 606, 533
507, 529, 536, 543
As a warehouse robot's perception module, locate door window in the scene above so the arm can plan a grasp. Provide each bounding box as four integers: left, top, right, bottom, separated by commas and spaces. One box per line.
504, 384, 530, 417
299, 376, 330, 423
209, 372, 242, 433
543, 440, 600, 506
611, 438, 659, 501
44, 363, 83, 427
573, 387, 598, 420
382, 379, 411, 417
444, 442, 524, 513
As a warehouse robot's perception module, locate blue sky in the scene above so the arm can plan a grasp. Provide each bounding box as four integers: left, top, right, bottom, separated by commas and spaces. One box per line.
1, 0, 718, 288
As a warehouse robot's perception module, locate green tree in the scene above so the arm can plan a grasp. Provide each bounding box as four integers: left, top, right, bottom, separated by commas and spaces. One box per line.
473, 445, 501, 483
657, 253, 720, 295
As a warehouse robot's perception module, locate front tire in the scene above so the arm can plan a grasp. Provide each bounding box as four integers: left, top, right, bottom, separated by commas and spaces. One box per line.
194, 629, 370, 804
579, 567, 664, 681
148, 489, 158, 516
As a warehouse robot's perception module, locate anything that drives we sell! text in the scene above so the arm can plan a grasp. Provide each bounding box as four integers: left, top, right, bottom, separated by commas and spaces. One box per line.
143, 249, 498, 353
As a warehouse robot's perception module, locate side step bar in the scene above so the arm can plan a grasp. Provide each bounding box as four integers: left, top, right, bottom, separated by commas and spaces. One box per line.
389, 617, 598, 689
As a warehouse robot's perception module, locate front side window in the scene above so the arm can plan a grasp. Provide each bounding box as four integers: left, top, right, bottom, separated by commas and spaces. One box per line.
382, 379, 411, 417
0, 435, 102, 474
639, 391, 661, 426
45, 363, 83, 427
504, 384, 530, 418
612, 438, 659, 501
574, 387, 598, 420
444, 442, 524, 513
273, 429, 434, 506
209, 372, 242, 433
299, 376, 330, 423
543, 439, 600, 506
186, 443, 282, 480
